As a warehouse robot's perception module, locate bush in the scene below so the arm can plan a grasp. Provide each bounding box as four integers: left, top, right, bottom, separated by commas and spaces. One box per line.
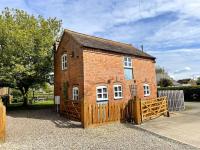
11, 89, 23, 103
158, 86, 200, 102
158, 78, 173, 87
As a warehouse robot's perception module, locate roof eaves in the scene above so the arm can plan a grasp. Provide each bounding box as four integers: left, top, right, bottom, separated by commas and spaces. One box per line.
82, 46, 156, 61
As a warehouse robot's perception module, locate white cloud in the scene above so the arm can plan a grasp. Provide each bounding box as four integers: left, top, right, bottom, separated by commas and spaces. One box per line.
148, 48, 200, 80
174, 67, 191, 74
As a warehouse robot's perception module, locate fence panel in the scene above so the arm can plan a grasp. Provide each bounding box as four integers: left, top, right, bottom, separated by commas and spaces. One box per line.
158, 90, 185, 111
62, 100, 81, 121
85, 102, 126, 127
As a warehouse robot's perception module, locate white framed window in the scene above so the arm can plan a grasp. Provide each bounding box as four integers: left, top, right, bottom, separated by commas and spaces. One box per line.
124, 57, 132, 68
124, 56, 133, 80
96, 86, 108, 102
72, 87, 79, 100
61, 54, 67, 70
143, 84, 150, 96
114, 85, 123, 99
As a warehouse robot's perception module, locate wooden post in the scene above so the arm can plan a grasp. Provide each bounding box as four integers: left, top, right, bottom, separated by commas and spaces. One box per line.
133, 97, 142, 125
0, 101, 6, 142
81, 99, 88, 128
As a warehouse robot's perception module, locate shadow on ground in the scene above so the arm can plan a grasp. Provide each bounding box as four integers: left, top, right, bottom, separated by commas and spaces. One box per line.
6, 104, 82, 129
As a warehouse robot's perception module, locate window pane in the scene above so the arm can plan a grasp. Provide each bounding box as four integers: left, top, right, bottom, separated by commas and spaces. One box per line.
119, 92, 122, 97
124, 62, 127, 66
97, 89, 102, 93
115, 92, 118, 97
128, 62, 131, 66
98, 94, 102, 98
114, 87, 118, 91
124, 68, 133, 80
103, 88, 107, 92
103, 94, 107, 98
118, 86, 122, 91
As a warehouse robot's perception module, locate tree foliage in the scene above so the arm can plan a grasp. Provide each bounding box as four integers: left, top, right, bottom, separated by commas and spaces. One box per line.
0, 8, 61, 105
158, 78, 173, 87
197, 77, 200, 85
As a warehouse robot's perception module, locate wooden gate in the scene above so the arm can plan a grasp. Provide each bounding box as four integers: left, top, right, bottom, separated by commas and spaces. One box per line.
63, 100, 81, 122
140, 96, 168, 122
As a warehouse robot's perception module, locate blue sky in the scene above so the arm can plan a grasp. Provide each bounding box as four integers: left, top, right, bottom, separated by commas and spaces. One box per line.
1, 0, 200, 80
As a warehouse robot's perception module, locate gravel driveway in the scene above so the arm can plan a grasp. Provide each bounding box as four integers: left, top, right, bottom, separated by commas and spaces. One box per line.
0, 108, 197, 150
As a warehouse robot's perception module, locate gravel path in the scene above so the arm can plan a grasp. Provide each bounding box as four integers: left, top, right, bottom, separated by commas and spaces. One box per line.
0, 108, 198, 150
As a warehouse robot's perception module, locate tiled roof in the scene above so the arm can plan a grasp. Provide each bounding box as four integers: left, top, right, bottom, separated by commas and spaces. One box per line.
64, 29, 156, 60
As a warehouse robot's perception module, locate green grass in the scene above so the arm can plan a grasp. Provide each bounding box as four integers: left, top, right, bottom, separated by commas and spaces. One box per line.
7, 99, 54, 111
32, 99, 54, 106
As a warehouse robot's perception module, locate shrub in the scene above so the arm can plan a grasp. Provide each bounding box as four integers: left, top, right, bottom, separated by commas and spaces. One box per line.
158, 86, 200, 101
158, 78, 173, 87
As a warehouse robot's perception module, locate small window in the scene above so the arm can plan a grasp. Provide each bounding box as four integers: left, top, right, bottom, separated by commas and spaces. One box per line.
72, 87, 79, 100
124, 57, 133, 80
61, 54, 67, 70
96, 86, 108, 102
114, 85, 123, 99
124, 57, 132, 68
143, 84, 150, 96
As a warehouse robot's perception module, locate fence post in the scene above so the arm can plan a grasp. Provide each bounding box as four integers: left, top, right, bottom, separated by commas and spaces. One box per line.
133, 97, 142, 125
81, 99, 88, 128
0, 100, 6, 142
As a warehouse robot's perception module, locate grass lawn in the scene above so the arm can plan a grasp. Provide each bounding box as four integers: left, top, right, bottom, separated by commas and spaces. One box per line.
32, 99, 54, 106
7, 99, 54, 111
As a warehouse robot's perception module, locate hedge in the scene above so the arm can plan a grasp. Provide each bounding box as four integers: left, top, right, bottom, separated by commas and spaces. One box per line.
158, 86, 200, 102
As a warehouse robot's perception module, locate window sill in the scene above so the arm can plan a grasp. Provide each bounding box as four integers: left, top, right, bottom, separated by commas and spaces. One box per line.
144, 94, 150, 97
97, 101, 108, 105
114, 97, 123, 100
61, 69, 67, 71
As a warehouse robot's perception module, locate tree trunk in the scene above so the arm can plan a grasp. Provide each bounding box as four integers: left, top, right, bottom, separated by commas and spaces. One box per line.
19, 87, 29, 107
22, 94, 28, 106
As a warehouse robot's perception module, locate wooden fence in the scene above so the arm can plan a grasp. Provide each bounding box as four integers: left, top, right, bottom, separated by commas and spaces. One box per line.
61, 97, 169, 127
83, 102, 127, 128
0, 100, 6, 142
62, 100, 81, 122
158, 90, 185, 111
140, 96, 169, 122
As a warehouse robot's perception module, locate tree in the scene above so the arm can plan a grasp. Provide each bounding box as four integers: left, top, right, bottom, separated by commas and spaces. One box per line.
197, 77, 200, 85
158, 78, 173, 87
0, 8, 61, 106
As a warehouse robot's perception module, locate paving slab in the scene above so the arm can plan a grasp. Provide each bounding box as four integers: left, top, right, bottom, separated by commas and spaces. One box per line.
139, 102, 200, 148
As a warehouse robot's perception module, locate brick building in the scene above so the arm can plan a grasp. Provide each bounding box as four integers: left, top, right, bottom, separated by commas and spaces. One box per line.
54, 29, 157, 113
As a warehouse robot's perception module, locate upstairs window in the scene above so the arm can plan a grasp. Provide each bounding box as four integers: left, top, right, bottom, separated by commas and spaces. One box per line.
124, 57, 132, 68
124, 57, 133, 80
72, 87, 79, 100
114, 85, 123, 99
96, 86, 108, 103
143, 84, 150, 96
61, 54, 67, 70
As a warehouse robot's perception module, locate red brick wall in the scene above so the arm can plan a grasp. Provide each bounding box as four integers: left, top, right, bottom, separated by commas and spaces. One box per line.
54, 32, 84, 112
83, 49, 157, 104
